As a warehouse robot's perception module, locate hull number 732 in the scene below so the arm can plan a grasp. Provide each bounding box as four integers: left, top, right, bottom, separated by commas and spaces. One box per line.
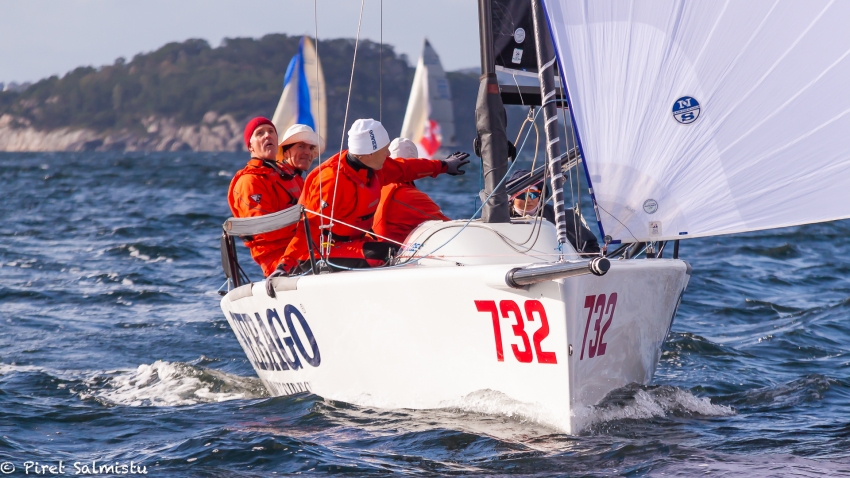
474, 299, 557, 364
580, 293, 618, 360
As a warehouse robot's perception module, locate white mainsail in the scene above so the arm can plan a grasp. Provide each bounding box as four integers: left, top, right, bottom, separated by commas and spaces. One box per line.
544, 1, 850, 243
400, 39, 455, 158
272, 36, 327, 141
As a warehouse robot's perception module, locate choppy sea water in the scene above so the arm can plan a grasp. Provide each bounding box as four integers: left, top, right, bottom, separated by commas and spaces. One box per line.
1, 151, 849, 477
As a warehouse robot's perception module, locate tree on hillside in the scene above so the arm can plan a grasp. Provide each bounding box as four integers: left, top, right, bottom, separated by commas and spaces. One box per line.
0, 35, 482, 148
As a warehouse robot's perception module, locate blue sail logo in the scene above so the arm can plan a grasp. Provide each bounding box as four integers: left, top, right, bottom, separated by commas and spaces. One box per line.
672, 96, 700, 124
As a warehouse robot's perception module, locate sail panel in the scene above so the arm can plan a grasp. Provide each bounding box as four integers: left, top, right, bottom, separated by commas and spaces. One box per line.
272, 37, 327, 142
544, 0, 850, 242
400, 39, 456, 157
493, 0, 539, 77
302, 37, 327, 142
399, 52, 430, 153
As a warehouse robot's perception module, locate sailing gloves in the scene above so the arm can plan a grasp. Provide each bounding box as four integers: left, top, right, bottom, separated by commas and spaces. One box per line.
265, 264, 289, 297
443, 152, 471, 176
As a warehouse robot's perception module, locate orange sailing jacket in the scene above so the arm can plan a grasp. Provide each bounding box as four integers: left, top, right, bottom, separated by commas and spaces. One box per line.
227, 158, 304, 276
373, 183, 450, 244
281, 151, 446, 270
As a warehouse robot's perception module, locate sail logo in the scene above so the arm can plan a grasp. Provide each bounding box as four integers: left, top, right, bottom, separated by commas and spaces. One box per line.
672, 96, 700, 124
643, 199, 658, 214
514, 28, 526, 44
228, 305, 321, 372
512, 48, 524, 64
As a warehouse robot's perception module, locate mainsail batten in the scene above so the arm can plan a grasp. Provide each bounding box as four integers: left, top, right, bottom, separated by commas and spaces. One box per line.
544, 0, 850, 243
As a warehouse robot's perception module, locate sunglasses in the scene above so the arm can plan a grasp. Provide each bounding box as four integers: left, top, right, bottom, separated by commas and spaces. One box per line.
515, 191, 541, 200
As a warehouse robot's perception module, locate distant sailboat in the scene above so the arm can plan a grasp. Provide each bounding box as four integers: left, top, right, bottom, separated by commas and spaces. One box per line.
400, 39, 455, 159
272, 36, 327, 141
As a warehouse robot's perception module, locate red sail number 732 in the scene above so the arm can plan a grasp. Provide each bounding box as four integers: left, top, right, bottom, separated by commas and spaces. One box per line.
474, 299, 557, 364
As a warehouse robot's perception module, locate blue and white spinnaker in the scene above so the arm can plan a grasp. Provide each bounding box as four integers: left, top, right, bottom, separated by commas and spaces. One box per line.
272, 36, 327, 141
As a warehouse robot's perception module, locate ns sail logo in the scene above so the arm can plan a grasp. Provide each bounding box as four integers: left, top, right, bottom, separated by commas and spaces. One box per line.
672, 96, 700, 124
228, 305, 321, 372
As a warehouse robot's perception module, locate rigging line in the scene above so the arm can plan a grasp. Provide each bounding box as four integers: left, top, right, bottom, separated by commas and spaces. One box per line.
511, 72, 525, 106
332, 100, 554, 272
508, 139, 549, 253
380, 0, 383, 122
595, 201, 639, 243
559, 83, 581, 252
400, 104, 549, 264
519, 120, 540, 218
302, 208, 405, 246
313, 0, 326, 247
327, 0, 366, 256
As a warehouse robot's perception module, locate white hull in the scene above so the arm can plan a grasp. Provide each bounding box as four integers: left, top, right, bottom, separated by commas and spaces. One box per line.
220, 220, 689, 434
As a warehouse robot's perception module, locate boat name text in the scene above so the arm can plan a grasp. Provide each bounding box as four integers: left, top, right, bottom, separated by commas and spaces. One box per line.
228, 305, 321, 372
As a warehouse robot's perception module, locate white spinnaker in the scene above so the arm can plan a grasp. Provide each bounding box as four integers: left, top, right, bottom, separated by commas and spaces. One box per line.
400, 48, 429, 152
401, 39, 455, 157
544, 0, 850, 242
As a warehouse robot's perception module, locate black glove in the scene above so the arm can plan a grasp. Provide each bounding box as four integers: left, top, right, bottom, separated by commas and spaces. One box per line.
443, 152, 471, 176
265, 264, 288, 298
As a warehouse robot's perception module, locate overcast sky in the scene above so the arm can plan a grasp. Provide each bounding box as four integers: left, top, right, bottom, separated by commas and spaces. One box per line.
0, 0, 481, 85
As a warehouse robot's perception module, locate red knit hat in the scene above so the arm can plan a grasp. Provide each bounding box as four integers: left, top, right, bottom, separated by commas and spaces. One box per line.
244, 117, 276, 149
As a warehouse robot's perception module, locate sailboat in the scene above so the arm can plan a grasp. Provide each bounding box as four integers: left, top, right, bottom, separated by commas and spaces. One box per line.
399, 39, 456, 158
217, 0, 850, 433
271, 36, 327, 141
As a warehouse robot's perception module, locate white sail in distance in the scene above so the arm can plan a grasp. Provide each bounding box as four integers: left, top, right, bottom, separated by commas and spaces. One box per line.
272, 36, 327, 141
544, 1, 850, 243
400, 39, 455, 158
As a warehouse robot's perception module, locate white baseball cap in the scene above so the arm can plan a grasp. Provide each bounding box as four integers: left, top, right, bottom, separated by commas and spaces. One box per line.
279, 124, 325, 157
347, 119, 390, 155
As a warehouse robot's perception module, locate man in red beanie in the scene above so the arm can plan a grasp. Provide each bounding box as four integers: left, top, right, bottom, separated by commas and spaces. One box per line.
227, 117, 313, 276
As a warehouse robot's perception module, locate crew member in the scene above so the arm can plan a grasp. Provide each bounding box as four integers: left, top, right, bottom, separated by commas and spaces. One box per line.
227, 119, 324, 275
508, 169, 600, 254
280, 119, 469, 273
372, 138, 451, 244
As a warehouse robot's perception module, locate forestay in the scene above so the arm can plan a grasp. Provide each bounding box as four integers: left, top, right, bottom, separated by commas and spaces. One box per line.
544, 0, 850, 242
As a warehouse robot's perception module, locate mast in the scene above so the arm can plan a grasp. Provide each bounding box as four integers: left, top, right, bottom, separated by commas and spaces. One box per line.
476, 0, 510, 223
531, 0, 568, 252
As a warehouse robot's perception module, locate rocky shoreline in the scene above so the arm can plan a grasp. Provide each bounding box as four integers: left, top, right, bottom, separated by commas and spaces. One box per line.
0, 111, 245, 152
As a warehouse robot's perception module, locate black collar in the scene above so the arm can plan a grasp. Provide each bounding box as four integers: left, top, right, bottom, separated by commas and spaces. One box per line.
346, 153, 370, 172
346, 153, 374, 180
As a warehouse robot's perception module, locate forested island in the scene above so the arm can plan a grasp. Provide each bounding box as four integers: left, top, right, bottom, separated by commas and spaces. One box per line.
0, 34, 481, 152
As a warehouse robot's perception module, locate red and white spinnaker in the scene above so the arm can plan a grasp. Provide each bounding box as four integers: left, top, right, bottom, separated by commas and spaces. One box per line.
400, 39, 455, 158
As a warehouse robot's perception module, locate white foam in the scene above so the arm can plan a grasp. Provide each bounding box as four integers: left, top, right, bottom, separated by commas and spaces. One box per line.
572, 386, 735, 431
127, 246, 172, 264
321, 385, 733, 434
85, 360, 266, 407
442, 389, 572, 433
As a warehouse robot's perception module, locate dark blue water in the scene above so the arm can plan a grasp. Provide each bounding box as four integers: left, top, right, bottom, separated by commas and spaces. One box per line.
2, 151, 850, 476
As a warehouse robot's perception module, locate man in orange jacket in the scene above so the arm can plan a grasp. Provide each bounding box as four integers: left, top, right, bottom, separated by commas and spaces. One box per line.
280, 119, 469, 273
372, 137, 451, 244
227, 118, 324, 276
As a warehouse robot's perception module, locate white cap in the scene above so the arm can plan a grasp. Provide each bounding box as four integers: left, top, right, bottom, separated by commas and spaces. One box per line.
389, 137, 419, 159
279, 124, 325, 157
347, 119, 390, 155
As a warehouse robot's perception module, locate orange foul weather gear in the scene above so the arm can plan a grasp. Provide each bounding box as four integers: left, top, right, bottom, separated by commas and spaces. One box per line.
227, 159, 304, 276
373, 183, 450, 244
281, 151, 447, 271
